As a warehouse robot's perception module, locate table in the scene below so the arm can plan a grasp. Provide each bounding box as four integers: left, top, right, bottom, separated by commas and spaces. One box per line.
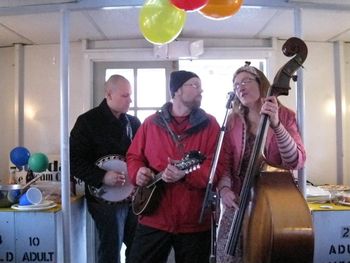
0, 196, 86, 263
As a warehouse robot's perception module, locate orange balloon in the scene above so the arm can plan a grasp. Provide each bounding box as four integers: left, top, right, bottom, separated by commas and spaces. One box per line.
199, 0, 243, 20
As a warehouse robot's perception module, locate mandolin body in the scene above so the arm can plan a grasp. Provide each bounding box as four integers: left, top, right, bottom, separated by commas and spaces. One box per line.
132, 182, 163, 215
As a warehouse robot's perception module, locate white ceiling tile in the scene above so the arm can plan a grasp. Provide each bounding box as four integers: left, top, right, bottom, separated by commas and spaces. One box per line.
0, 23, 32, 46
302, 9, 350, 41
0, 13, 61, 44
86, 8, 141, 40
182, 8, 280, 39
0, 2, 350, 47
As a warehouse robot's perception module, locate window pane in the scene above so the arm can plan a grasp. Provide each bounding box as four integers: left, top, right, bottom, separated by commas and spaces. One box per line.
137, 110, 157, 123
137, 68, 166, 107
105, 69, 135, 107
179, 59, 266, 123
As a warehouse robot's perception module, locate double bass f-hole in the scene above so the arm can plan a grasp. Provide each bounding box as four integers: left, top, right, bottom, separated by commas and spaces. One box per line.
225, 37, 308, 256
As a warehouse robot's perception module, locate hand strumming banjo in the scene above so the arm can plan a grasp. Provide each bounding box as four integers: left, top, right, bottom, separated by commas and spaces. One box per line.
88, 155, 134, 203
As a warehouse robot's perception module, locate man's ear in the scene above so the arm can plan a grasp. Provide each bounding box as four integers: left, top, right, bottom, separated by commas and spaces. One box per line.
105, 90, 112, 100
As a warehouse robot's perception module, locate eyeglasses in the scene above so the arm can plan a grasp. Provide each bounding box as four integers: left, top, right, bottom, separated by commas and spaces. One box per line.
182, 83, 202, 90
233, 77, 256, 91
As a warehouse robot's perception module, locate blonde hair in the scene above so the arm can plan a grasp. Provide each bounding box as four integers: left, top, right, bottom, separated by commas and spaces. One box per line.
232, 62, 271, 115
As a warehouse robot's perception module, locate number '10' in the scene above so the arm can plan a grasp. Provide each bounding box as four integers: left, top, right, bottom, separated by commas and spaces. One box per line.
29, 237, 40, 246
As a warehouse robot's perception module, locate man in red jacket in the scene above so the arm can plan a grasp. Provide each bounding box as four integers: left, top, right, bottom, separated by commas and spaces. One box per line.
126, 70, 222, 263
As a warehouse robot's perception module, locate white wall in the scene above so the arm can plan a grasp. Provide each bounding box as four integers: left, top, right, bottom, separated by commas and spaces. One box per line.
22, 43, 84, 154
0, 39, 349, 186
0, 47, 15, 183
303, 42, 336, 185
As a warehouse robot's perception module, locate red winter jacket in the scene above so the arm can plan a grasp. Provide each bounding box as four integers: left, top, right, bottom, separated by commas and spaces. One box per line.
127, 102, 221, 233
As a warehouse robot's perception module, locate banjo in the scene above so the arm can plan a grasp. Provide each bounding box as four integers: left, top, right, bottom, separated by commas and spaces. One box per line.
88, 155, 134, 203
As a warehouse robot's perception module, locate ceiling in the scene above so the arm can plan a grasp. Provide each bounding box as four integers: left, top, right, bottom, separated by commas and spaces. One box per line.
0, 0, 350, 48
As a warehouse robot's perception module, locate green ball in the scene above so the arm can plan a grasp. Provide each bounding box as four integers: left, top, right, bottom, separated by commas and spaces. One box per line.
28, 152, 49, 172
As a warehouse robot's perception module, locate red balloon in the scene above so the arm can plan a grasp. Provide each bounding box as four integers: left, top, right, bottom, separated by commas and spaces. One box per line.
171, 0, 208, 11
199, 0, 244, 20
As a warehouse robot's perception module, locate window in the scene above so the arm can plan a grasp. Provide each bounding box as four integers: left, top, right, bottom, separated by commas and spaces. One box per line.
94, 61, 174, 122
179, 59, 266, 123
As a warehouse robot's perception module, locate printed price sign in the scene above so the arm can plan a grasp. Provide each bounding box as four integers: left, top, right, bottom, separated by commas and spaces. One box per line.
15, 212, 56, 262
312, 210, 350, 263
0, 212, 15, 262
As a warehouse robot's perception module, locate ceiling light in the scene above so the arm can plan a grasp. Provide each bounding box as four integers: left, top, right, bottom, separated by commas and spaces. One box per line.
289, 0, 350, 5
101, 6, 139, 10
0, 0, 77, 7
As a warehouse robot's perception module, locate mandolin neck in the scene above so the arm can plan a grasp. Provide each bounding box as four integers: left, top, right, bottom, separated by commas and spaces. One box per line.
146, 160, 190, 188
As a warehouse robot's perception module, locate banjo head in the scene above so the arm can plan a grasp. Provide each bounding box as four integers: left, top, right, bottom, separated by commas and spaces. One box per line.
96, 155, 127, 173
92, 155, 134, 203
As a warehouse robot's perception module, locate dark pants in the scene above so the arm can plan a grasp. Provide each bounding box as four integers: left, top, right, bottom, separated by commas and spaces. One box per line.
88, 200, 137, 263
129, 224, 211, 263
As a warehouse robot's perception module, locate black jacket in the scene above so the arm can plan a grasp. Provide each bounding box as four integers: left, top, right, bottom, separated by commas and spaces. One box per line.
70, 99, 141, 201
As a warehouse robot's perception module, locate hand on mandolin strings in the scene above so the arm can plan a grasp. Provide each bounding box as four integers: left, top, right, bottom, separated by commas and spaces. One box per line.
161, 157, 186, 183
103, 170, 127, 186
260, 96, 280, 128
136, 167, 154, 186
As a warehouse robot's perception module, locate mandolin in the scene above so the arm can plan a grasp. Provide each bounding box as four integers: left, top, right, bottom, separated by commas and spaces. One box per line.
132, 150, 206, 215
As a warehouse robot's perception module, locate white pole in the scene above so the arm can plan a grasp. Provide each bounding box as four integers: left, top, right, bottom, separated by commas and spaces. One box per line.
60, 7, 72, 263
294, 7, 307, 197
333, 42, 344, 184
14, 43, 24, 146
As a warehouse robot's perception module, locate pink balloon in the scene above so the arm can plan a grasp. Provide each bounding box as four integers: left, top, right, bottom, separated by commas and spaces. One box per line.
171, 0, 208, 11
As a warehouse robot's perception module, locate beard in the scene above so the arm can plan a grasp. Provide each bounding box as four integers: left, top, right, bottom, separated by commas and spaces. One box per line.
181, 96, 201, 110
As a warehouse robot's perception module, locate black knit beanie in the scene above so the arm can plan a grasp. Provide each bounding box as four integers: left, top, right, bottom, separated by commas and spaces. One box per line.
170, 70, 199, 98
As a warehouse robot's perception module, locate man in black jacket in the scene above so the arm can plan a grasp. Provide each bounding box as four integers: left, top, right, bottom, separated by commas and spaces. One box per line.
70, 75, 141, 263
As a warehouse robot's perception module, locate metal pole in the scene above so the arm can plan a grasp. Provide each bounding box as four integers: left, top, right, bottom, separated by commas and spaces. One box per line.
14, 43, 24, 146
294, 7, 307, 197
60, 7, 72, 263
333, 41, 344, 184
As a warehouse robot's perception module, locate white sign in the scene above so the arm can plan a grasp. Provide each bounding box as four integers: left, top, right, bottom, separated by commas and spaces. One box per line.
0, 212, 15, 262
312, 210, 350, 263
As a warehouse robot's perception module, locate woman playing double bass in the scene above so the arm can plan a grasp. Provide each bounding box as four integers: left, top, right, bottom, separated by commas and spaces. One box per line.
216, 62, 306, 263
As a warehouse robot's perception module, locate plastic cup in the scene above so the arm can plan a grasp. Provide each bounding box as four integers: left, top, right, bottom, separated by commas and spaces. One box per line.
19, 187, 42, 206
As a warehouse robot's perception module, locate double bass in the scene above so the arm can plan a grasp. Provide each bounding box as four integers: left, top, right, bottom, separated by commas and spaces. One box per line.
225, 37, 314, 263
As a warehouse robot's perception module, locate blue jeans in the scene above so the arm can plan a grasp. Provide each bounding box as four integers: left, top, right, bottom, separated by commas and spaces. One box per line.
88, 201, 137, 263
115, 203, 129, 263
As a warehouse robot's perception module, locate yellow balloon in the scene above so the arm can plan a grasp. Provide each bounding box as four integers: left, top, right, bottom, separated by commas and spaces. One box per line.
139, 0, 187, 45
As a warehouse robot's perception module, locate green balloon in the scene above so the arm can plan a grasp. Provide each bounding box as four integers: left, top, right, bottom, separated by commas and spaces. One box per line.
28, 152, 49, 173
139, 0, 187, 45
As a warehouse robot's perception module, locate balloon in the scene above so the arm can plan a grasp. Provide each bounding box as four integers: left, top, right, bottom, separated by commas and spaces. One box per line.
10, 147, 31, 166
139, 0, 187, 45
199, 0, 243, 20
170, 0, 208, 11
28, 152, 49, 173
